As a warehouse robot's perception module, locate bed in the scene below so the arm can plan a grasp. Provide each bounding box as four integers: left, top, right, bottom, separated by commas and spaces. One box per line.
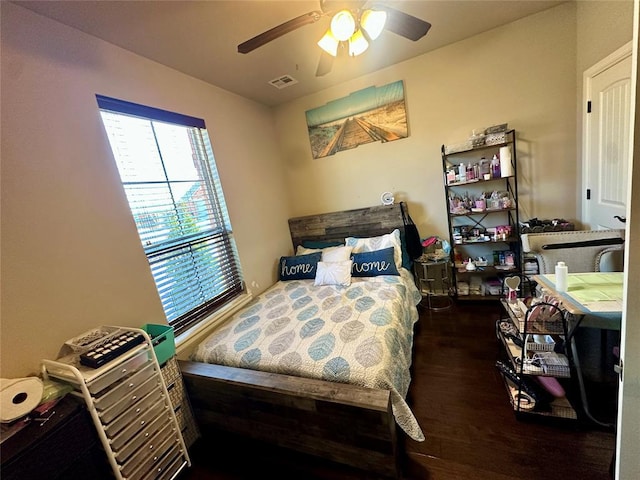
178, 204, 424, 478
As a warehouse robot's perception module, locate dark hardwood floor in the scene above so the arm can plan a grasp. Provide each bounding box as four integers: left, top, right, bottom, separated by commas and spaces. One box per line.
179, 301, 616, 479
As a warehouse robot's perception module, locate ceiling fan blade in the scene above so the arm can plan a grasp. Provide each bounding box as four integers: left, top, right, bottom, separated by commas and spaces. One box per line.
238, 11, 323, 54
378, 5, 431, 41
316, 51, 334, 77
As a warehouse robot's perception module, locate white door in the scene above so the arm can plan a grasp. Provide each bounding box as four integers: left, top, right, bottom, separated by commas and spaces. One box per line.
583, 42, 633, 230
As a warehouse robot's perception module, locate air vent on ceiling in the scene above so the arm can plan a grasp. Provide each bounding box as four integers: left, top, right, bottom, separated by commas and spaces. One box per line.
268, 75, 299, 89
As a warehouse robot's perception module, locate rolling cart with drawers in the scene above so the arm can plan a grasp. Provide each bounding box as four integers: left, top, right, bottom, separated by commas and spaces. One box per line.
41, 326, 191, 480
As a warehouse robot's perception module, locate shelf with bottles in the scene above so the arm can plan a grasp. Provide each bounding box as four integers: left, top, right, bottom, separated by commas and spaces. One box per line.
444, 173, 515, 189
454, 249, 518, 273
447, 182, 515, 214
451, 225, 517, 245
441, 128, 519, 301
451, 223, 520, 300
443, 155, 506, 186
442, 129, 515, 184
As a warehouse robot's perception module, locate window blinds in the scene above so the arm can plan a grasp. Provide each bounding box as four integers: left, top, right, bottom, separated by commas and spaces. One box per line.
97, 95, 244, 335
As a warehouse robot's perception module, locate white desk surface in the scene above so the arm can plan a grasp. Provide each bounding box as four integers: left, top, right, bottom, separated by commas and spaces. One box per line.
534, 272, 623, 329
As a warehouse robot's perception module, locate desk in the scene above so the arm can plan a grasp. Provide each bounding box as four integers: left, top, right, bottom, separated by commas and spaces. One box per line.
533, 272, 623, 428
533, 272, 623, 331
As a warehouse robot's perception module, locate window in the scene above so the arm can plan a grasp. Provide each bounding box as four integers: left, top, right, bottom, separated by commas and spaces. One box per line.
96, 95, 244, 335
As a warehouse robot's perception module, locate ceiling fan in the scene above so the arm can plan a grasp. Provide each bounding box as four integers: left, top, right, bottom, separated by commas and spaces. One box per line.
237, 0, 431, 76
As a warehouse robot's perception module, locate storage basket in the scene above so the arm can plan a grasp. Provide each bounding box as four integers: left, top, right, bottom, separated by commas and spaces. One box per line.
64, 326, 122, 353
485, 132, 507, 145
142, 324, 175, 365
444, 140, 472, 154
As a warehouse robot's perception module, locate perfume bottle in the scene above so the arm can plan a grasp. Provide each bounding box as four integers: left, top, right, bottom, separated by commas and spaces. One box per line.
491, 155, 501, 178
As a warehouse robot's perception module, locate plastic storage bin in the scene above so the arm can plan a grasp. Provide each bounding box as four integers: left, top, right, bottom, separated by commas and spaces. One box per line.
142, 324, 175, 365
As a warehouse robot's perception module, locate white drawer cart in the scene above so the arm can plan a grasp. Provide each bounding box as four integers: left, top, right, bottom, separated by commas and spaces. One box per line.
42, 326, 191, 480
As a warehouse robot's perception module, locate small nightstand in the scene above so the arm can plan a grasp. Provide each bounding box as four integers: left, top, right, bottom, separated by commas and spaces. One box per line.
413, 258, 453, 310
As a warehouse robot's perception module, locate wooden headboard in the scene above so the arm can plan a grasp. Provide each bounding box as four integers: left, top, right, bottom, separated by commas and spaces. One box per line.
288, 203, 406, 250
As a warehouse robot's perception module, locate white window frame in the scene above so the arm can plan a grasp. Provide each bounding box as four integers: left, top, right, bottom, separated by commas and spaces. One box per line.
97, 95, 244, 335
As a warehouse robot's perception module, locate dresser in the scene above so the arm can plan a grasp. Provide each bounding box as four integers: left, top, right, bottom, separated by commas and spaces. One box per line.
0, 395, 111, 480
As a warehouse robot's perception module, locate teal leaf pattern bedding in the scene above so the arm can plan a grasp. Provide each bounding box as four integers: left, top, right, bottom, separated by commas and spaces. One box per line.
191, 268, 425, 442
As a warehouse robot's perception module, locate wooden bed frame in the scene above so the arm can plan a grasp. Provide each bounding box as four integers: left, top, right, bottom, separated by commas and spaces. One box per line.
179, 204, 411, 478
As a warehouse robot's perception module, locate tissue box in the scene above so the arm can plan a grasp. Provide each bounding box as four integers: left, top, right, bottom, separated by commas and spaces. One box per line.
142, 324, 175, 365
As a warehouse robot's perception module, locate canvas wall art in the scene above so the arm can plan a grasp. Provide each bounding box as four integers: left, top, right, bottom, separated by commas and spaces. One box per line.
306, 80, 408, 159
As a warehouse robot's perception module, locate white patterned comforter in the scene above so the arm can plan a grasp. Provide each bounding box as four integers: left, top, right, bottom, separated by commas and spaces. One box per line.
191, 268, 425, 442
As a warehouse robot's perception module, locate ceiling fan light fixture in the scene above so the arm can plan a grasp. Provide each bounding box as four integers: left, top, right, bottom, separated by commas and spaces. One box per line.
348, 29, 368, 56
330, 9, 356, 41
317, 30, 339, 56
360, 9, 387, 40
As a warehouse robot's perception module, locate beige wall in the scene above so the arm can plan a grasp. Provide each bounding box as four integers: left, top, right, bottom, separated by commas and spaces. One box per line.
274, 2, 631, 239
577, 0, 634, 74
274, 3, 579, 239
0, 3, 292, 378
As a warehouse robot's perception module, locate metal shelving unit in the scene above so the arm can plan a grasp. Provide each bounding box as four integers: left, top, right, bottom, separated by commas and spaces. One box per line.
441, 129, 521, 300
497, 299, 577, 420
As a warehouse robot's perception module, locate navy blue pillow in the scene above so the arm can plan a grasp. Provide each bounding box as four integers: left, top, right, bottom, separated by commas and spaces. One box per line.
351, 247, 400, 277
279, 252, 322, 280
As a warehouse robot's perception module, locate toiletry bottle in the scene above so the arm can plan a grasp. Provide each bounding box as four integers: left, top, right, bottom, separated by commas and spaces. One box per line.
479, 157, 489, 178
447, 169, 455, 184
459, 163, 465, 181
555, 261, 568, 292
491, 154, 501, 178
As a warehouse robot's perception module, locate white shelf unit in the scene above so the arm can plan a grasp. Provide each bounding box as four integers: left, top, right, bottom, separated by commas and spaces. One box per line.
42, 326, 191, 480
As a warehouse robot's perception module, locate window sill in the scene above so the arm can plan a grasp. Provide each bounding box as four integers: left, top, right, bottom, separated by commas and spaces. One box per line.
174, 292, 253, 359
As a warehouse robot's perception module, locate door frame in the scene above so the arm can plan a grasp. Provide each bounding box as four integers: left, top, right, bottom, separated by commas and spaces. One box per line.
581, 40, 633, 229
615, 3, 640, 477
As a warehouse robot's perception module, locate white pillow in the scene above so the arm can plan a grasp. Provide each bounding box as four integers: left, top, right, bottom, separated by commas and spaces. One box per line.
314, 260, 353, 287
345, 229, 403, 270
296, 245, 320, 255
296, 245, 353, 263
321, 245, 353, 262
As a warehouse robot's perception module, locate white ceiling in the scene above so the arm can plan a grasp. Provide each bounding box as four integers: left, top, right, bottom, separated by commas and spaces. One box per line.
14, 0, 566, 107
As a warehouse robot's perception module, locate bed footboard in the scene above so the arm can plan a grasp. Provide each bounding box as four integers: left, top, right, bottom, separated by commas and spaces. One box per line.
178, 360, 400, 478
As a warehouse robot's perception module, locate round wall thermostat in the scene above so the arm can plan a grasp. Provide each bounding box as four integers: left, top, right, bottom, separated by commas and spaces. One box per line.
380, 192, 394, 205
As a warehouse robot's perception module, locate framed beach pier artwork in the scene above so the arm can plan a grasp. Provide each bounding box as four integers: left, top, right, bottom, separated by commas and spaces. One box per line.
306, 80, 408, 159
